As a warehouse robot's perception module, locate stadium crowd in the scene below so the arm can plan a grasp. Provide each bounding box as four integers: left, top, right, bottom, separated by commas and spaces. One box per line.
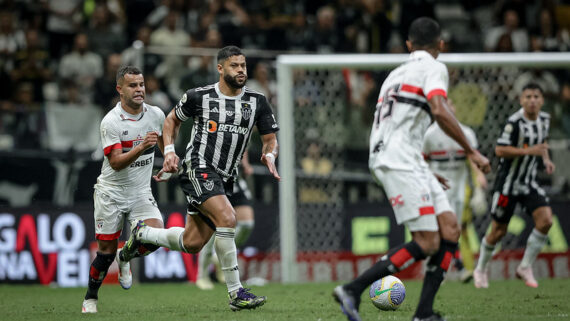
1, 0, 570, 152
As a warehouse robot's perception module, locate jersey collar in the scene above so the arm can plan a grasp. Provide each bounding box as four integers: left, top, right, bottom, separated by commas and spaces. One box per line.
409, 50, 435, 61
215, 82, 245, 100
116, 101, 146, 121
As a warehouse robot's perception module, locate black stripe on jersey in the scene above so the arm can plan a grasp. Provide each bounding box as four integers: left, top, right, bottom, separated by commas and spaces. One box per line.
430, 156, 466, 162
395, 96, 432, 119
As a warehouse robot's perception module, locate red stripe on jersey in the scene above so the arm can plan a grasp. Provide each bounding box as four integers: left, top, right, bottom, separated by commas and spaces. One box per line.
401, 84, 425, 96
419, 206, 435, 215
378, 97, 383, 103
103, 143, 122, 156
427, 89, 447, 100
440, 251, 453, 270
121, 140, 134, 148
430, 150, 448, 156
96, 230, 121, 240
390, 248, 413, 269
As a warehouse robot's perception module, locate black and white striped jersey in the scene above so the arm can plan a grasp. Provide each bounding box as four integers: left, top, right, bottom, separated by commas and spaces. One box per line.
493, 108, 550, 196
174, 82, 279, 180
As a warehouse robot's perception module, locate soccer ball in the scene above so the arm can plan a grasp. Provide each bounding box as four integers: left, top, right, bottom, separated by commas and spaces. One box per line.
369, 275, 406, 310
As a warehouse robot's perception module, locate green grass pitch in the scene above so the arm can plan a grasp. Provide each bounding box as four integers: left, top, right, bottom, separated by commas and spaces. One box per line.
1, 279, 569, 321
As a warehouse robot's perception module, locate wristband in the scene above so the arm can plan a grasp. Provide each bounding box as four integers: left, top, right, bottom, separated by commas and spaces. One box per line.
164, 144, 175, 155
265, 153, 275, 161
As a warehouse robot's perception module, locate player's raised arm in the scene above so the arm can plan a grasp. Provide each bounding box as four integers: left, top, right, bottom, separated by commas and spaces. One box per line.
260, 133, 280, 181
429, 95, 490, 173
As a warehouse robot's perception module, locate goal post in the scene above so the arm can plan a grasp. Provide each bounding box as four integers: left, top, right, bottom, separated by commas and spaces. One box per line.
276, 52, 570, 283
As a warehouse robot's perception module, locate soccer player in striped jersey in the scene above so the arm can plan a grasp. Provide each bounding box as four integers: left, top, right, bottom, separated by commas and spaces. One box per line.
333, 17, 490, 321
82, 66, 166, 313
125, 46, 279, 311
474, 83, 554, 289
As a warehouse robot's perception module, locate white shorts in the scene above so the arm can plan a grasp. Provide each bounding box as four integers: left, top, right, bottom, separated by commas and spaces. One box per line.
372, 166, 452, 232
93, 189, 163, 240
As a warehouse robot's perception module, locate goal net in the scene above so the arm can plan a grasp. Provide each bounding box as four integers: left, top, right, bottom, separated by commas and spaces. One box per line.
276, 52, 570, 283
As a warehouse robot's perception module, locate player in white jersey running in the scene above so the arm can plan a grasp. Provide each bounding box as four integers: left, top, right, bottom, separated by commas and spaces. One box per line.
423, 100, 488, 282
82, 66, 166, 313
333, 17, 490, 321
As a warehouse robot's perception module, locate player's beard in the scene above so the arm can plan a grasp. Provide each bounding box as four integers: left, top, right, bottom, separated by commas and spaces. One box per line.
224, 73, 247, 89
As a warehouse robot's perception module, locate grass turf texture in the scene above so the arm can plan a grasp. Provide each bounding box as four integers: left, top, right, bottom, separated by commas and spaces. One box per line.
1, 279, 569, 321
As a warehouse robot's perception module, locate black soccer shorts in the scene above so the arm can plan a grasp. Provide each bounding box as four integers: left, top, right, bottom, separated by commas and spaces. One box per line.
490, 188, 549, 224
178, 164, 234, 213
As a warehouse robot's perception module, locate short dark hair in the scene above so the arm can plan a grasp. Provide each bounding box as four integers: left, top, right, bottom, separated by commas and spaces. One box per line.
116, 65, 142, 84
217, 46, 244, 63
522, 82, 544, 94
408, 17, 441, 47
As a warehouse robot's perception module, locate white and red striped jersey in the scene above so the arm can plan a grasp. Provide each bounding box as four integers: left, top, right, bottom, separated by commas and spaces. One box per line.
369, 50, 449, 171
95, 102, 165, 199
423, 122, 478, 202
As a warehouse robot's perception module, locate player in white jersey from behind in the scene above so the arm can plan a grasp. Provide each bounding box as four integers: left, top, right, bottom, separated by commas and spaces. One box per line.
333, 17, 490, 321
82, 66, 167, 313
423, 100, 488, 282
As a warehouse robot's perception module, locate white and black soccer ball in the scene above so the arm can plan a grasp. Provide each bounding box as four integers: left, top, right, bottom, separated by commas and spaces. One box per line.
369, 275, 406, 311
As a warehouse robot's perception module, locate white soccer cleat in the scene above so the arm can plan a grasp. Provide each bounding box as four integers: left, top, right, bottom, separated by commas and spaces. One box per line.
82, 299, 97, 313
516, 265, 538, 288
116, 249, 132, 289
473, 267, 489, 289
196, 277, 215, 290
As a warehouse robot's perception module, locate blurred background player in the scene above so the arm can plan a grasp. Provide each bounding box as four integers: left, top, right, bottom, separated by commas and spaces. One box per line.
423, 99, 488, 283
474, 83, 555, 289
333, 17, 490, 321
196, 152, 256, 290
82, 66, 165, 313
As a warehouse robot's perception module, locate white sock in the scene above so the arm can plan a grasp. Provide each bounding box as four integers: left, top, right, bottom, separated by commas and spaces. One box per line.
141, 226, 186, 252
214, 227, 242, 293
235, 220, 254, 248
520, 229, 548, 268
476, 237, 495, 271
197, 235, 215, 279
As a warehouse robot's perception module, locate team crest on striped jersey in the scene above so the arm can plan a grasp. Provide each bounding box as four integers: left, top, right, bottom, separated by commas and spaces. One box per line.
241, 103, 252, 120
203, 179, 214, 191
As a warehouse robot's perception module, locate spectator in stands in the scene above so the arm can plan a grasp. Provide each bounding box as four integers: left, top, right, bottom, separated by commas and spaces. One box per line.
284, 12, 311, 51
200, 0, 250, 47
86, 3, 125, 59
58, 33, 104, 104
530, 8, 570, 52
94, 53, 122, 112
121, 25, 162, 74
485, 9, 529, 52
495, 33, 515, 52
246, 61, 276, 106
150, 10, 190, 94
45, 0, 83, 59
559, 82, 570, 138
11, 29, 51, 102
306, 6, 339, 53
0, 10, 27, 73
145, 74, 171, 114
359, 0, 393, 53
6, 82, 43, 149
123, 0, 156, 44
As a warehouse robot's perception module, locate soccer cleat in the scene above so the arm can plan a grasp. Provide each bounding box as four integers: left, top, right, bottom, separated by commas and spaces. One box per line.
460, 269, 473, 283
81, 299, 97, 313
332, 285, 362, 321
116, 249, 132, 289
123, 220, 147, 261
412, 313, 447, 321
516, 265, 538, 288
228, 288, 267, 311
473, 267, 489, 289
196, 277, 214, 290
